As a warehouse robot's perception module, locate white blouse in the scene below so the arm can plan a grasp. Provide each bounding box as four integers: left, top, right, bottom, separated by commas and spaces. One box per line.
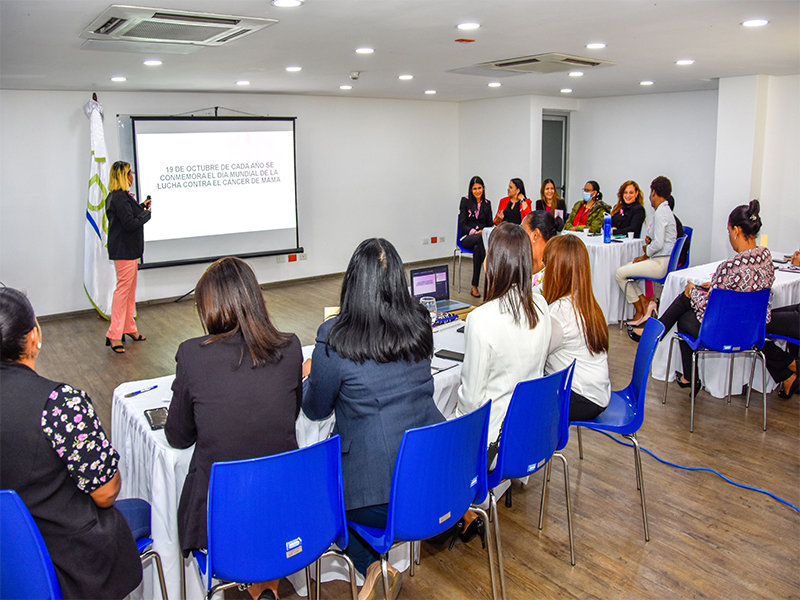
457, 292, 551, 444
546, 295, 611, 408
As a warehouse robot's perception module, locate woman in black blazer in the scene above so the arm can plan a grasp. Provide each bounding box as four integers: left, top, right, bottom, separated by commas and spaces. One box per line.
105, 161, 151, 354
610, 180, 646, 237
303, 238, 443, 600
459, 175, 493, 297
165, 257, 302, 600
535, 178, 567, 231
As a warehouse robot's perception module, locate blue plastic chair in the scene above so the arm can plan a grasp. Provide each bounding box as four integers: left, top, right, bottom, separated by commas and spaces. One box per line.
194, 436, 357, 600
482, 364, 575, 599
347, 402, 498, 600
573, 318, 665, 542
677, 226, 692, 269
0, 489, 62, 600
453, 215, 473, 293
115, 498, 169, 600
620, 235, 687, 328
662, 288, 771, 432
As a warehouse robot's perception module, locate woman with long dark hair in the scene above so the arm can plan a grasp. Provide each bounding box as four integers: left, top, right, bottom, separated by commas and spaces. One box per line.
610, 180, 646, 237
105, 160, 151, 353
0, 288, 142, 599
535, 178, 567, 231
459, 175, 494, 297
302, 238, 444, 600
493, 178, 531, 226
165, 257, 302, 600
522, 210, 559, 294
543, 235, 611, 420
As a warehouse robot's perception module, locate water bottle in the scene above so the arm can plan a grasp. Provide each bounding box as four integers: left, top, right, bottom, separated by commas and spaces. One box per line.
603, 212, 612, 243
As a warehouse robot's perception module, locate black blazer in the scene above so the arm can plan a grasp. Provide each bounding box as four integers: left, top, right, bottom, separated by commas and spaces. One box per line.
611, 202, 646, 237
106, 189, 151, 260
459, 196, 493, 239
165, 331, 303, 553
534, 199, 568, 231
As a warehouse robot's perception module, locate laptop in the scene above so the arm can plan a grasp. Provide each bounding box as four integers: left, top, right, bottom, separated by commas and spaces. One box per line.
409, 264, 471, 313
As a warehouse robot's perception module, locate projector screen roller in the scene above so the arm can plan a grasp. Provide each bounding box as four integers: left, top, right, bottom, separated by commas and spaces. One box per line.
131, 116, 300, 268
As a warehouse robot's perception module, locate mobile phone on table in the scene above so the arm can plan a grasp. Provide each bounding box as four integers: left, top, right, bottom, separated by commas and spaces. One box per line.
144, 407, 168, 430
435, 349, 465, 362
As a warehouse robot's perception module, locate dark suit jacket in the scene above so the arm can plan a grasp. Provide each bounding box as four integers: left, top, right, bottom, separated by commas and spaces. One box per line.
611, 202, 645, 237
302, 318, 444, 510
106, 189, 151, 260
165, 331, 302, 552
459, 195, 493, 239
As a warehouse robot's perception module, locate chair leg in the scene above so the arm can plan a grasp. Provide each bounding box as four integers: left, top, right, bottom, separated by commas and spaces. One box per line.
663, 336, 676, 404
380, 556, 391, 600
727, 353, 735, 404
627, 434, 650, 542
577, 426, 584, 459
756, 350, 767, 430
690, 351, 698, 433
487, 491, 506, 600
140, 549, 169, 600
620, 280, 632, 329
409, 541, 415, 577
554, 453, 575, 566
538, 464, 549, 530
473, 505, 500, 600
305, 566, 313, 600
319, 549, 358, 600
315, 558, 321, 600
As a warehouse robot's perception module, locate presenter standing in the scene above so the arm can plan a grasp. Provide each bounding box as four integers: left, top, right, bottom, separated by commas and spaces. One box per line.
106, 161, 151, 354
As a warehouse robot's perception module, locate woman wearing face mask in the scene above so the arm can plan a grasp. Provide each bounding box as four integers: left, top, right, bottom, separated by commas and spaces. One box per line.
459, 176, 494, 298
610, 180, 646, 237
564, 180, 611, 233
535, 179, 567, 231
493, 178, 531, 226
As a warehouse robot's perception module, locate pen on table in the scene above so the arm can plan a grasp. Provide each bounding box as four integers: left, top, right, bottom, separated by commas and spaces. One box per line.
124, 385, 158, 398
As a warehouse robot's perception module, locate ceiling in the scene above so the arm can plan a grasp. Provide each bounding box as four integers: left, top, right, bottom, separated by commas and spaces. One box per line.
1, 1, 798, 102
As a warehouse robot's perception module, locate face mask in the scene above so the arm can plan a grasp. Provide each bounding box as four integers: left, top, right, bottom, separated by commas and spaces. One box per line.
583, 191, 592, 202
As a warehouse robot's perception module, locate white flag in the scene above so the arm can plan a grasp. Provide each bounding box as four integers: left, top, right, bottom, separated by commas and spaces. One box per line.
83, 99, 115, 318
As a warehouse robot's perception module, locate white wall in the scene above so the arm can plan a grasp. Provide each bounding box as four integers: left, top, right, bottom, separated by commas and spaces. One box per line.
569, 90, 719, 264
0, 90, 459, 316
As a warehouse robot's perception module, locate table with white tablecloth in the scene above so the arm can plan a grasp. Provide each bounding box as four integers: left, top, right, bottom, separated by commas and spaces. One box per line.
112, 322, 466, 600
650, 259, 800, 398
563, 232, 643, 324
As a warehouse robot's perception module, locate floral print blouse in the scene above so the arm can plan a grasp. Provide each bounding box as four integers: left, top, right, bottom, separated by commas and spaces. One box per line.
689, 246, 775, 323
40, 384, 119, 493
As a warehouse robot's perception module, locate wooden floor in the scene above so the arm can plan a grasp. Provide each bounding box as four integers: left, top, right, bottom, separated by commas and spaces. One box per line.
35, 258, 800, 600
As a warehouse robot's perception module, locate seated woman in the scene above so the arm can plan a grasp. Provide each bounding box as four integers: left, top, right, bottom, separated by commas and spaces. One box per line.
764, 302, 799, 398
165, 257, 303, 600
493, 178, 531, 226
610, 180, 646, 237
302, 238, 444, 600
535, 178, 567, 231
614, 176, 677, 325
542, 236, 611, 420
629, 200, 775, 393
521, 210, 558, 294
457, 223, 551, 540
459, 175, 494, 298
0, 288, 142, 600
564, 180, 611, 233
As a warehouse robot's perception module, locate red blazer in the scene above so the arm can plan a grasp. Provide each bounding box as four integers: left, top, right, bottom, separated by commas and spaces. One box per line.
494, 196, 532, 225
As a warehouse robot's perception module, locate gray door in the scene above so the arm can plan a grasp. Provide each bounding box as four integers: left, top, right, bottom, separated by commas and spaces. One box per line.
541, 114, 568, 202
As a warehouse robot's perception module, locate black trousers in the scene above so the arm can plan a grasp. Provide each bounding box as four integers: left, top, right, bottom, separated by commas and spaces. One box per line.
460, 233, 486, 287
658, 292, 701, 378
763, 303, 800, 383
569, 391, 606, 422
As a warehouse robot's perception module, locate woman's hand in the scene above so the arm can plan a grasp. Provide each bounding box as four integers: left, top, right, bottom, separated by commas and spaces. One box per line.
684, 282, 696, 297
645, 235, 652, 245
493, 212, 504, 226
792, 251, 800, 267
302, 358, 312, 379
633, 255, 648, 263
90, 471, 121, 508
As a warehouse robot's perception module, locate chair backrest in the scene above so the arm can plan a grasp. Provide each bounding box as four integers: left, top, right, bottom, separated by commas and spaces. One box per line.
0, 489, 62, 600
488, 364, 575, 488
663, 235, 687, 279
206, 436, 347, 587
385, 401, 491, 545
697, 288, 770, 353
456, 215, 472, 253
678, 226, 692, 269
629, 319, 666, 414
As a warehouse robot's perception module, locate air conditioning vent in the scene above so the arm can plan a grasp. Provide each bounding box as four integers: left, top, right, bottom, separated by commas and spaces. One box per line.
80, 5, 276, 47
476, 53, 616, 74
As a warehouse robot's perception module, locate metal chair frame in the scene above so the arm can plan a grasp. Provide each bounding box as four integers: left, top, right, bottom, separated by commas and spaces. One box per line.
453, 216, 473, 293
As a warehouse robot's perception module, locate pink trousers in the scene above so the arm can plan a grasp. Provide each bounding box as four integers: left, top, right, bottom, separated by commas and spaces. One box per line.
107, 260, 139, 340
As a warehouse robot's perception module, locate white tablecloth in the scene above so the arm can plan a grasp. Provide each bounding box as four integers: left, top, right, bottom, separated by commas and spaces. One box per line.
564, 232, 643, 324
650, 259, 800, 397
112, 324, 466, 600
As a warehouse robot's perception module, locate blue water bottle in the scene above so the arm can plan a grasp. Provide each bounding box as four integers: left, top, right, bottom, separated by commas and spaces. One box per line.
603, 212, 612, 243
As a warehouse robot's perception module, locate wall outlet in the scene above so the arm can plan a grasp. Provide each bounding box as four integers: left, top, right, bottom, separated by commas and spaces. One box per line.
276, 255, 287, 263
439, 235, 445, 243
298, 253, 307, 260
423, 238, 429, 245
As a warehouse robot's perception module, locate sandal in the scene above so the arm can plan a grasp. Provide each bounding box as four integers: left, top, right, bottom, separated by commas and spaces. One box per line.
105, 337, 125, 354
123, 333, 146, 341
778, 374, 798, 399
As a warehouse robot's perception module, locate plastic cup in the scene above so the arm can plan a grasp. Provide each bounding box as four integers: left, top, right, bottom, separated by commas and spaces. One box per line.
420, 296, 437, 324
628, 232, 634, 239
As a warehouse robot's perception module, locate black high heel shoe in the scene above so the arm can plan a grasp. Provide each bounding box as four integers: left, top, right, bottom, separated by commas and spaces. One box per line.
449, 516, 486, 550
105, 337, 125, 354
123, 332, 146, 341
675, 373, 702, 395
447, 519, 465, 550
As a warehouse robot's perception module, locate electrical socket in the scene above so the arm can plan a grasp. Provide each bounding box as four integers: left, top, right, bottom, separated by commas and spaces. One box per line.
298, 253, 307, 260
423, 238, 429, 245
439, 235, 445, 243
276, 255, 286, 263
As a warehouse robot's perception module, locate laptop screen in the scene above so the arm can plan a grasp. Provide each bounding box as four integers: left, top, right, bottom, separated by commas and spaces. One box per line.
409, 265, 450, 301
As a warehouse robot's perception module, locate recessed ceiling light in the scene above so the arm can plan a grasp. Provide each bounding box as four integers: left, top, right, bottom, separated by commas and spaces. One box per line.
236, 80, 250, 86
742, 19, 768, 27
272, 0, 303, 7
399, 75, 413, 80
340, 85, 352, 90
425, 90, 436, 95
488, 82, 501, 88
586, 43, 606, 49
457, 22, 480, 30
285, 66, 302, 72
569, 71, 584, 77
110, 76, 126, 82
640, 81, 654, 86
143, 60, 162, 66
356, 47, 374, 54
676, 59, 695, 66
561, 88, 573, 93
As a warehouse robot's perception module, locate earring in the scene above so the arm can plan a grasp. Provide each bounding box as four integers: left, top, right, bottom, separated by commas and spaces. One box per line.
37, 342, 42, 349
734, 235, 738, 240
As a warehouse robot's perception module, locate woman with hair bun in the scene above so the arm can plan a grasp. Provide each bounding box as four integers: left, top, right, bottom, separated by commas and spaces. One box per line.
628, 200, 775, 393
521, 210, 558, 294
